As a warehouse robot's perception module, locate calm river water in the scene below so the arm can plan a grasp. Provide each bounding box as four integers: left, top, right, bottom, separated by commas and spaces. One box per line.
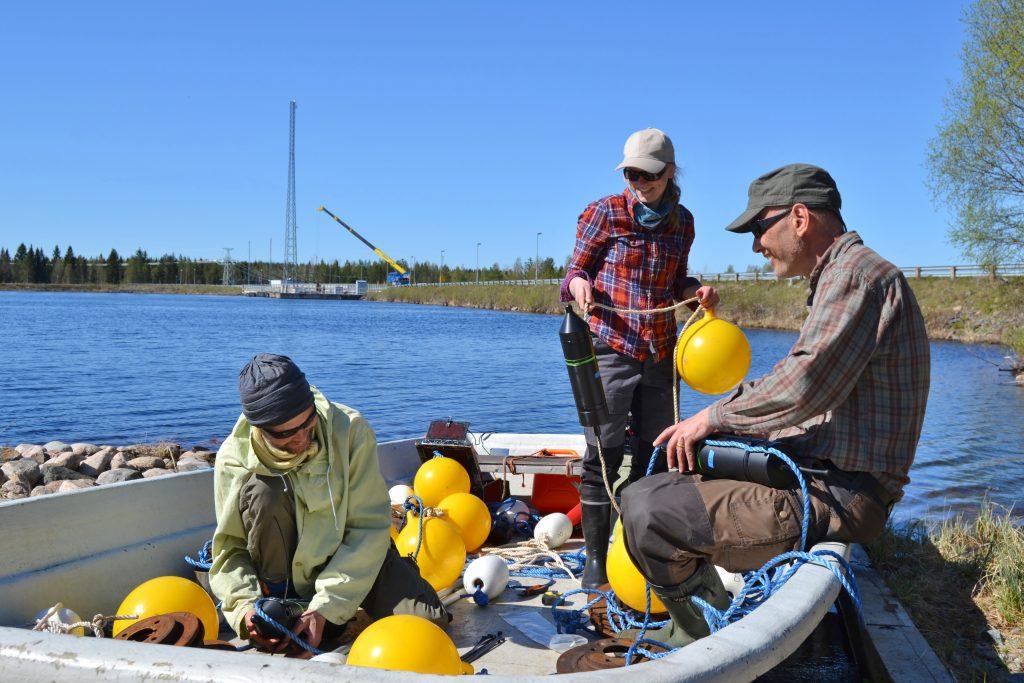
2, 291, 1021, 522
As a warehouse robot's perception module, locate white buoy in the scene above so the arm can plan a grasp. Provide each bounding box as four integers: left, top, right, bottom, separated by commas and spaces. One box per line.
388, 484, 415, 506
715, 565, 745, 598
463, 555, 510, 600
33, 604, 85, 637
534, 512, 573, 549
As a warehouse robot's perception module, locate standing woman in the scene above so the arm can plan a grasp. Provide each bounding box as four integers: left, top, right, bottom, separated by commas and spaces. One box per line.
561, 128, 719, 587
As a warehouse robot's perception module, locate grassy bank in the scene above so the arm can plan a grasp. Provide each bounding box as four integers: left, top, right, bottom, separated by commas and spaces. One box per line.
367, 277, 1024, 358
868, 505, 1024, 678
0, 283, 243, 295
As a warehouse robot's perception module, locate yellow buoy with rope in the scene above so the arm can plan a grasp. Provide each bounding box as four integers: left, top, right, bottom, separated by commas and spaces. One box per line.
674, 308, 751, 395
112, 576, 219, 638
396, 514, 467, 591
437, 492, 491, 553
414, 455, 470, 507
606, 520, 666, 613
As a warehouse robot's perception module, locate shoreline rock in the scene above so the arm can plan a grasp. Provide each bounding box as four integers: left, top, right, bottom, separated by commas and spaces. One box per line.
0, 441, 214, 500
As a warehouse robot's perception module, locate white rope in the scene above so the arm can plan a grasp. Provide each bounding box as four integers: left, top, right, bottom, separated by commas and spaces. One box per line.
31, 603, 138, 638
584, 296, 707, 510
481, 539, 580, 584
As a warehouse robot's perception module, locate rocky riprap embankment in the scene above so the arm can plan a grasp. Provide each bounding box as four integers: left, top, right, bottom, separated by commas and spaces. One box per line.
0, 441, 215, 501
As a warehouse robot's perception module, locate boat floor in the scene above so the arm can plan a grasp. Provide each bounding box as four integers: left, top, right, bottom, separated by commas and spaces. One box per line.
225, 540, 600, 676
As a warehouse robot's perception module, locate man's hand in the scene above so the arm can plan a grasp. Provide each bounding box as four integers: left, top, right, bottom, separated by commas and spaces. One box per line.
568, 277, 593, 312
695, 285, 720, 309
654, 407, 714, 472
244, 607, 283, 652
291, 609, 327, 653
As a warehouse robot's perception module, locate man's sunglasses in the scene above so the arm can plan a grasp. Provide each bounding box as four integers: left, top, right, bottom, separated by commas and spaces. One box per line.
622, 167, 666, 182
750, 208, 792, 240
261, 409, 317, 440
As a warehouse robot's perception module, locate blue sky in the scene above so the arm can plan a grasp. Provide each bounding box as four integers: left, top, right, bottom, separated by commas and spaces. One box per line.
0, 2, 968, 273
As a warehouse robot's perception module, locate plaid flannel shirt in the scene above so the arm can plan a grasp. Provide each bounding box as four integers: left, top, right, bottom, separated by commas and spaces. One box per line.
707, 232, 930, 497
560, 189, 701, 361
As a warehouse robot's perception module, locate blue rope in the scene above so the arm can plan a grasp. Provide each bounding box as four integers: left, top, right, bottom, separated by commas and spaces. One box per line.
402, 494, 427, 561
252, 597, 322, 657
505, 548, 586, 581
184, 539, 213, 571
644, 445, 663, 477
550, 588, 670, 635
618, 440, 860, 664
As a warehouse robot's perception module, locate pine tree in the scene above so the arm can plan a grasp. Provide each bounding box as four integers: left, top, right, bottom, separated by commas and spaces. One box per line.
50, 244, 63, 284
62, 246, 77, 284
106, 248, 122, 284
0, 248, 11, 283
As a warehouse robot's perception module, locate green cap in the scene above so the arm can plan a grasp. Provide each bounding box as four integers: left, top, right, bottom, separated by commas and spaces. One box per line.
725, 163, 843, 233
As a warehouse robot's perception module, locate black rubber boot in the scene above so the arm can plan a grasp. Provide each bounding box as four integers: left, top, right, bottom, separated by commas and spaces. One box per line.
580, 483, 612, 588
643, 562, 731, 648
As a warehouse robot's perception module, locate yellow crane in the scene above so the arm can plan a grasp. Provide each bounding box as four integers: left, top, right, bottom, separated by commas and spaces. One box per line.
317, 206, 410, 286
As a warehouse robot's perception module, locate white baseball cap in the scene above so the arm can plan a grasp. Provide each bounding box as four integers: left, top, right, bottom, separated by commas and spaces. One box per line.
615, 128, 675, 174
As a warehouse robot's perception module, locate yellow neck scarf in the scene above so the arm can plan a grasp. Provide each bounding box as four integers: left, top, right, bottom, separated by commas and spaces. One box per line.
250, 413, 326, 471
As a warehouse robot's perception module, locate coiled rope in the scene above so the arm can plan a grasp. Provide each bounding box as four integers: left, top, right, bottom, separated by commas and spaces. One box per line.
482, 540, 585, 582
623, 441, 861, 664
184, 539, 213, 571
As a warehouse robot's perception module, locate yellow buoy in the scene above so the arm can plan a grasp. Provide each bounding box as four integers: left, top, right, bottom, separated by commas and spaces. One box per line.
675, 308, 751, 395
438, 492, 491, 553
396, 515, 467, 591
414, 456, 470, 507
113, 576, 219, 638
607, 521, 665, 613
348, 614, 472, 674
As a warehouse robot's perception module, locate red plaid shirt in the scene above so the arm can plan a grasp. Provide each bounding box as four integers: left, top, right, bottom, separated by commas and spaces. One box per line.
560, 189, 700, 361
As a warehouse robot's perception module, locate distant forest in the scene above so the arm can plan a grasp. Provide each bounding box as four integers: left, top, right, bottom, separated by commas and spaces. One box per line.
0, 243, 567, 285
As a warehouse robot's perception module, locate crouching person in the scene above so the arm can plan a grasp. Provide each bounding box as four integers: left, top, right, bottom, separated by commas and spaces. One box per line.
209, 353, 448, 652
621, 164, 930, 647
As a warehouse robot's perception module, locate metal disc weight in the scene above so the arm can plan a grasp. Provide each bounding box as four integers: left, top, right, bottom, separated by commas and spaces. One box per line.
588, 584, 668, 638
114, 612, 205, 647
555, 637, 668, 673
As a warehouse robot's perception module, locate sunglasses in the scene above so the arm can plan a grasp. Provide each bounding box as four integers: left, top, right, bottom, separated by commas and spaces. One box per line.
750, 208, 792, 240
261, 409, 317, 440
622, 167, 666, 182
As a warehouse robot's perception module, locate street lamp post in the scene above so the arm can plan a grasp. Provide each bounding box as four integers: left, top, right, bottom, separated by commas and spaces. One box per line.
411, 255, 415, 285
440, 249, 446, 284
476, 242, 481, 283
535, 232, 542, 281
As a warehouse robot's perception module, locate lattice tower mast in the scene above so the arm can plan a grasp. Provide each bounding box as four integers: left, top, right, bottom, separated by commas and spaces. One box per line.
283, 101, 298, 282
221, 247, 234, 285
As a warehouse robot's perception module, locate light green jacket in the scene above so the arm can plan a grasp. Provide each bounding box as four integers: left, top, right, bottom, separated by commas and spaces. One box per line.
209, 388, 391, 637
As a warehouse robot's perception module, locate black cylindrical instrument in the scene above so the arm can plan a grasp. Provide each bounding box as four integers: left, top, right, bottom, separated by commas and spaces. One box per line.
253, 598, 305, 640
559, 306, 610, 428
695, 435, 797, 489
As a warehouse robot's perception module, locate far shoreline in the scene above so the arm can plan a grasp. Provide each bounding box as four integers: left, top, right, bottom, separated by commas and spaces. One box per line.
4, 280, 1023, 361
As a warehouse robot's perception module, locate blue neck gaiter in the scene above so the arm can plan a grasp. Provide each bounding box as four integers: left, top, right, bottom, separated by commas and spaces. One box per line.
630, 182, 679, 230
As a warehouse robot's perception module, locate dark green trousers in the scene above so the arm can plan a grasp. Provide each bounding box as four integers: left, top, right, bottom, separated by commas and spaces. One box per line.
239, 473, 449, 626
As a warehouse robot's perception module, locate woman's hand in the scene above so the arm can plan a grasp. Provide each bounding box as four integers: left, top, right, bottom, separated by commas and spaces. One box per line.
568, 277, 593, 312
291, 609, 326, 651
695, 285, 719, 309
244, 608, 283, 651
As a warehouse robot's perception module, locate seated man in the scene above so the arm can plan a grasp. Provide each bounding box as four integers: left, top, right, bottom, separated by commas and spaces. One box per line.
209, 353, 448, 651
621, 164, 930, 646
